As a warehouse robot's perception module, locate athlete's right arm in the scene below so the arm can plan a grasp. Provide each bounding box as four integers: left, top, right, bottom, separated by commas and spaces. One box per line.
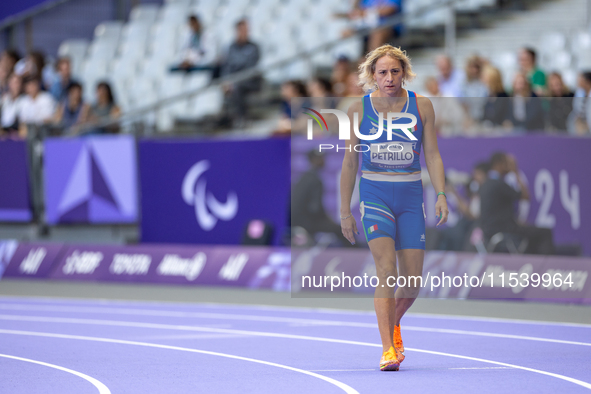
340, 100, 362, 244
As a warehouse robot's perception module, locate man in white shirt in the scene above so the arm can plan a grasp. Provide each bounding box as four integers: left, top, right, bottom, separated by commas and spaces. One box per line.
175, 15, 217, 71
19, 76, 55, 124
18, 76, 55, 137
436, 55, 465, 98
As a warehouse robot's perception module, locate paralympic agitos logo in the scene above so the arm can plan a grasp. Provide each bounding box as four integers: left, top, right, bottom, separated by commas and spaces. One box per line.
304, 107, 418, 145
182, 160, 238, 231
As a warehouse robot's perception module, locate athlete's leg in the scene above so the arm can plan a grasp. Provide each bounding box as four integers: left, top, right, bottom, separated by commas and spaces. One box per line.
392, 180, 426, 326
389, 179, 426, 362
394, 248, 424, 326
368, 236, 398, 352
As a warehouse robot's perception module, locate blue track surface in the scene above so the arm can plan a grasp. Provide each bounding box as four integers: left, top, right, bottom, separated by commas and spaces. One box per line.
0, 297, 590, 393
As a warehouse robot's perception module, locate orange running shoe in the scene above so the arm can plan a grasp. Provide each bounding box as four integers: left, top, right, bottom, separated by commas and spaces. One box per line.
379, 346, 400, 371
394, 324, 405, 363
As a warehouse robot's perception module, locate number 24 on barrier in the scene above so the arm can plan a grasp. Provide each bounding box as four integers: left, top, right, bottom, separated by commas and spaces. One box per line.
535, 169, 579, 229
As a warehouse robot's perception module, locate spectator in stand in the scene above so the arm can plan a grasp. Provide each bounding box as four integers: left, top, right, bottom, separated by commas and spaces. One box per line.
567, 71, 591, 135
344, 71, 364, 97
546, 72, 574, 132
461, 55, 488, 121
481, 66, 509, 127
462, 56, 487, 97
50, 57, 78, 103
1, 73, 24, 135
18, 76, 55, 137
507, 72, 544, 132
52, 82, 88, 135
331, 56, 352, 97
479, 152, 554, 255
0, 65, 10, 99
172, 15, 217, 72
436, 55, 464, 98
0, 50, 20, 74
518, 47, 546, 96
276, 80, 308, 134
79, 81, 120, 134
221, 19, 260, 127
15, 51, 45, 81
0, 50, 20, 97
308, 77, 337, 106
307, 77, 333, 97
424, 76, 466, 136
308, 77, 339, 135
343, 0, 402, 51
336, 72, 364, 114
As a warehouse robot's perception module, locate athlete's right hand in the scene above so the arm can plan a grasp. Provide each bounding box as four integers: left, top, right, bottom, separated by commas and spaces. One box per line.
341, 215, 359, 245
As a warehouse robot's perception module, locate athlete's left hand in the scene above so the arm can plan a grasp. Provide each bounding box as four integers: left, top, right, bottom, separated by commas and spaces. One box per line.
435, 195, 449, 227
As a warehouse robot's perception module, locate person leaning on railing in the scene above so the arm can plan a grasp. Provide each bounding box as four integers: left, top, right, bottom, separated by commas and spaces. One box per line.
77, 81, 121, 135
51, 82, 88, 136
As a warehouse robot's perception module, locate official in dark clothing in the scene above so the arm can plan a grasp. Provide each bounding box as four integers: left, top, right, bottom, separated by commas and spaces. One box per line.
479, 152, 554, 254
292, 150, 353, 247
221, 19, 260, 126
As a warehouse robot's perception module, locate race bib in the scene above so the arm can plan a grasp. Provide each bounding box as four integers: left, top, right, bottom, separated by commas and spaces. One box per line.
370, 142, 416, 169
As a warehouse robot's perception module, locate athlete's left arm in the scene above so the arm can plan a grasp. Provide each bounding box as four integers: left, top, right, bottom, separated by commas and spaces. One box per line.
419, 95, 448, 226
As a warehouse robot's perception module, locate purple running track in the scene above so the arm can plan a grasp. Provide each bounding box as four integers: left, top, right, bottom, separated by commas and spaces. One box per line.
0, 297, 590, 394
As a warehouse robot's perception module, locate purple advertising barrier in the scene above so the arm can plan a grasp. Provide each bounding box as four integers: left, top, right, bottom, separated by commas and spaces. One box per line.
467, 253, 552, 301
0, 140, 32, 222
139, 138, 290, 246
427, 136, 591, 256
44, 136, 138, 224
292, 136, 591, 256
0, 240, 19, 278
292, 248, 485, 298
2, 242, 65, 278
49, 243, 290, 290
468, 254, 591, 304
291, 246, 591, 303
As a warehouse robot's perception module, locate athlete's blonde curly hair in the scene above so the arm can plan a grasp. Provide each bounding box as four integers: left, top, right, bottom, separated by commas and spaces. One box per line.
358, 45, 416, 92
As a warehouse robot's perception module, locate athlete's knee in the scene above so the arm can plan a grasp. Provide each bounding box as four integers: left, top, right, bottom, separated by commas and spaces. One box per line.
397, 276, 421, 298
398, 284, 420, 299
375, 265, 397, 285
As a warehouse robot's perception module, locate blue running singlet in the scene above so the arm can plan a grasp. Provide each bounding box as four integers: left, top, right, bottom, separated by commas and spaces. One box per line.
358, 90, 423, 174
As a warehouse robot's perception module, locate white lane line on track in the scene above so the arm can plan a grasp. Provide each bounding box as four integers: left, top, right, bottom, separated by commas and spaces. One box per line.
310, 367, 513, 372
2, 300, 591, 328
0, 353, 111, 394
0, 309, 589, 348
406, 312, 591, 328
449, 367, 512, 370
0, 329, 359, 394
310, 370, 376, 372
1, 316, 590, 390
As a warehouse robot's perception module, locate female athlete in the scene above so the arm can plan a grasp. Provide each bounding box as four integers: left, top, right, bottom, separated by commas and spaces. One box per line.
339, 45, 448, 371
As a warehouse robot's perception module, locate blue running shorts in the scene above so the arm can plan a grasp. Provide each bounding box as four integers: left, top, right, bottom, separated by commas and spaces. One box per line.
359, 177, 426, 250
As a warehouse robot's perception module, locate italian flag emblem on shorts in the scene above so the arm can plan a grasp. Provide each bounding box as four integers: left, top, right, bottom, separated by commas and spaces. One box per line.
368, 225, 378, 233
